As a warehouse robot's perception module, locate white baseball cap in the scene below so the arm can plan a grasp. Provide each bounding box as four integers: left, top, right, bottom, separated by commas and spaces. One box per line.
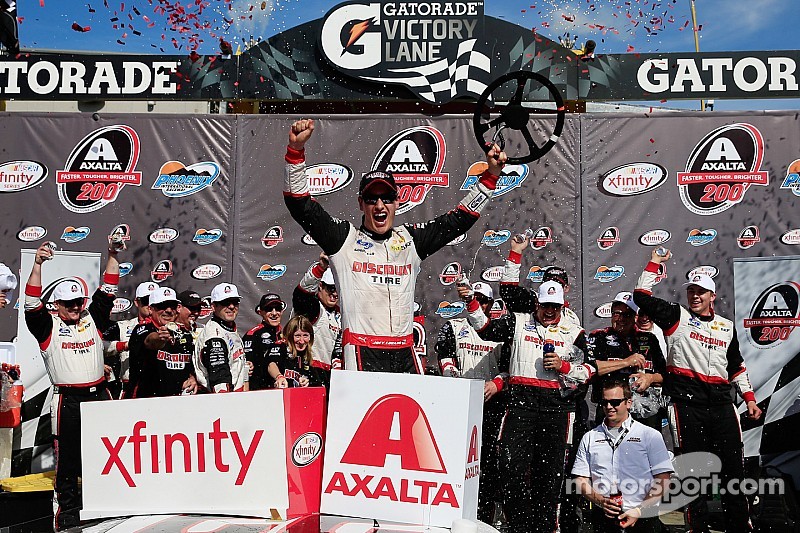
149, 287, 179, 306
211, 283, 240, 302
538, 280, 564, 305
0, 263, 17, 305
683, 273, 716, 293
613, 291, 638, 313
321, 269, 335, 286
472, 282, 494, 300
53, 281, 86, 301
135, 281, 160, 299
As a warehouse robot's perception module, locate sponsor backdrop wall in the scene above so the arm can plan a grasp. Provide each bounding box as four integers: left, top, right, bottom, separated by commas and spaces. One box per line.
0, 111, 798, 474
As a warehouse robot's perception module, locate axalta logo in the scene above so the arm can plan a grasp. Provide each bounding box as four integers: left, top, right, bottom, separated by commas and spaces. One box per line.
257, 264, 287, 281
305, 163, 353, 195
481, 266, 504, 282
292, 432, 323, 467
0, 160, 48, 193
439, 262, 462, 285
597, 227, 620, 250
152, 161, 219, 197
325, 394, 458, 507
677, 123, 768, 216
738, 225, 760, 249
594, 265, 625, 283
686, 228, 717, 247
61, 226, 90, 243
639, 229, 670, 246
16, 225, 47, 242
151, 260, 173, 282
192, 264, 222, 280
112, 298, 133, 314
118, 262, 133, 277
529, 227, 553, 250
781, 230, 800, 245
461, 162, 529, 198
654, 263, 668, 285
436, 301, 466, 318
413, 319, 427, 358
594, 302, 613, 318
56, 125, 142, 213
262, 226, 283, 249
301, 234, 318, 246
780, 159, 800, 197
42, 276, 89, 313
527, 266, 547, 283
481, 229, 511, 247
110, 223, 131, 245
598, 163, 668, 196
447, 233, 467, 246
744, 282, 800, 348
687, 266, 718, 280
193, 228, 222, 246
148, 227, 179, 244
371, 126, 449, 214
199, 297, 213, 320
100, 420, 263, 488
489, 298, 506, 319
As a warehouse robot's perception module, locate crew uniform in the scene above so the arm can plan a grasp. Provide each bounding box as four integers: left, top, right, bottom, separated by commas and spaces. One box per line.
193, 284, 247, 393
24, 277, 117, 530
127, 324, 195, 398
634, 267, 757, 533
284, 146, 498, 373
243, 295, 286, 391
267, 348, 320, 388
466, 281, 595, 533
292, 264, 342, 387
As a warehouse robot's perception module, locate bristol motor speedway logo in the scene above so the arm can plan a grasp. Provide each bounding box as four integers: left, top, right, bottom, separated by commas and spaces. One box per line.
676, 123, 769, 216
461, 162, 529, 198
319, 1, 490, 105
56, 125, 142, 213
371, 126, 449, 214
152, 161, 219, 198
743, 282, 800, 348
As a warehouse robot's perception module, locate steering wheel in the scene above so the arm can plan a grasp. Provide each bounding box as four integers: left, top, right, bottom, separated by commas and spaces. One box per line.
473, 71, 566, 164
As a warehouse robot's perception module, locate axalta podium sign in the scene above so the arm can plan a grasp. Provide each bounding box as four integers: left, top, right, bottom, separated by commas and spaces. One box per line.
321, 371, 483, 527
318, 1, 490, 104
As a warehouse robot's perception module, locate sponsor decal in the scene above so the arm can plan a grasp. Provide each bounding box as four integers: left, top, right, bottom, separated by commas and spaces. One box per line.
356, 237, 374, 251
56, 125, 143, 213
489, 298, 506, 319
447, 233, 467, 246
305, 163, 353, 195
686, 228, 717, 247
481, 266, 504, 282
781, 229, 800, 245
61, 226, 91, 243
152, 161, 220, 198
150, 260, 173, 282
41, 276, 89, 312
677, 123, 769, 216
527, 266, 546, 283
16, 225, 47, 242
370, 126, 449, 214
654, 263, 668, 285
257, 264, 287, 281
461, 162, 529, 197
738, 225, 760, 249
780, 159, 800, 197
192, 264, 222, 280
743, 282, 800, 349
148, 227, 179, 244
529, 227, 553, 250
112, 297, 133, 314
594, 302, 613, 318
118, 262, 133, 277
301, 233, 318, 246
192, 228, 222, 246
481, 229, 511, 247
110, 223, 131, 245
436, 301, 466, 319
439, 262, 462, 285
413, 319, 427, 358
319, 0, 488, 105
594, 265, 625, 283
262, 226, 283, 249
413, 301, 421, 313
598, 162, 668, 196
687, 265, 718, 280
597, 227, 620, 250
292, 432, 323, 467
0, 160, 48, 193
199, 296, 213, 320
639, 229, 670, 246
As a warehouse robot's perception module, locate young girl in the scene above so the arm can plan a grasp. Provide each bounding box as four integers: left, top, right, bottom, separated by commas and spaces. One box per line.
268, 315, 320, 388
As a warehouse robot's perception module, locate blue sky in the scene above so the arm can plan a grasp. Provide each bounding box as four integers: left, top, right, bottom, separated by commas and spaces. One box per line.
17, 0, 800, 110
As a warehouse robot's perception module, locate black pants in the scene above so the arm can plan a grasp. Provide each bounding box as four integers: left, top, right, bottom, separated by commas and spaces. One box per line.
671, 402, 752, 533
592, 508, 662, 533
499, 407, 572, 533
351, 345, 421, 374
51, 384, 112, 530
477, 395, 506, 523
560, 414, 588, 533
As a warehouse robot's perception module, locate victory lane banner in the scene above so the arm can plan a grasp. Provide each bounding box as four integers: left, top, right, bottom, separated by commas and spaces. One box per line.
80, 388, 326, 520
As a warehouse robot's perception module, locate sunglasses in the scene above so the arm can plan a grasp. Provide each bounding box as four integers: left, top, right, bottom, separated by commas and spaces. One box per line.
152, 302, 179, 311
218, 299, 240, 307
185, 305, 202, 313
59, 298, 84, 308
320, 283, 337, 293
600, 398, 627, 407
611, 310, 636, 318
539, 303, 563, 309
361, 194, 397, 205
261, 304, 283, 313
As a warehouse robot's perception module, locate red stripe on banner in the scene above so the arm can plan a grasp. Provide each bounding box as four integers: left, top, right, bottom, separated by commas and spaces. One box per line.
667, 365, 729, 385
509, 376, 560, 388
284, 387, 326, 518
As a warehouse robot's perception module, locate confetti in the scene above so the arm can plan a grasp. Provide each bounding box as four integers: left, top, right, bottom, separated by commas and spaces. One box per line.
71, 22, 91, 32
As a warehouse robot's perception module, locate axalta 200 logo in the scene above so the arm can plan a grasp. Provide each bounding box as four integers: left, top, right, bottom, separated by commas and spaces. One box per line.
677, 123, 768, 216
56, 125, 143, 213
743, 282, 800, 348
370, 126, 448, 214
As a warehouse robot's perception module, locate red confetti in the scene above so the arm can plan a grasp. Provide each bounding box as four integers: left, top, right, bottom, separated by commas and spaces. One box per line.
39, 0, 44, 6
649, 138, 655, 143
71, 22, 91, 32
626, 45, 635, 52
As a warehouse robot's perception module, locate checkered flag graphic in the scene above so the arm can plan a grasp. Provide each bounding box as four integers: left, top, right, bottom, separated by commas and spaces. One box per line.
363, 39, 491, 104
11, 386, 54, 476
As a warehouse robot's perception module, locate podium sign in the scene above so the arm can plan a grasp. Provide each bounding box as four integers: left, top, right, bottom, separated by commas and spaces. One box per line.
80, 388, 326, 520
321, 371, 484, 527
